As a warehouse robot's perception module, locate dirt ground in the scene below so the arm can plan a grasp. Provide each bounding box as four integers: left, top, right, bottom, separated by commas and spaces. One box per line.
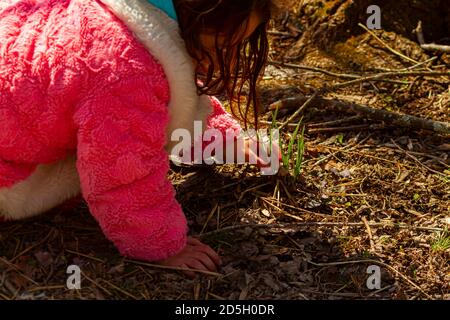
0, 1, 449, 300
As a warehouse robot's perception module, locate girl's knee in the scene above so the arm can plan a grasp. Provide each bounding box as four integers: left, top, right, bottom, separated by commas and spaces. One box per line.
0, 155, 81, 220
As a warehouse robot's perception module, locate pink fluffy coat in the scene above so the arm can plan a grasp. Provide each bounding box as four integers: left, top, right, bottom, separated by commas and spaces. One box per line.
0, 0, 241, 260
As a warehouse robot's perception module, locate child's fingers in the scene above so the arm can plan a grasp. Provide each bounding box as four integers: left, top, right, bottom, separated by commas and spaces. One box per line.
250, 149, 269, 168
180, 264, 196, 279
187, 237, 203, 246
186, 258, 211, 273
196, 244, 222, 267
245, 144, 274, 168
187, 237, 222, 266
196, 253, 217, 272
192, 252, 218, 272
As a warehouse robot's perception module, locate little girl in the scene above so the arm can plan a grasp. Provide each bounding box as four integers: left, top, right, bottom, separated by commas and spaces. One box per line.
0, 0, 276, 276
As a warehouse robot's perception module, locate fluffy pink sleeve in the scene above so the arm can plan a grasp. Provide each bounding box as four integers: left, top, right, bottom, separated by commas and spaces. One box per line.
73, 72, 188, 262
192, 96, 243, 161
205, 96, 242, 135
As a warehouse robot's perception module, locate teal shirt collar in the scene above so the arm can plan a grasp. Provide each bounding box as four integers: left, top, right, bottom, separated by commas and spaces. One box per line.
146, 0, 178, 21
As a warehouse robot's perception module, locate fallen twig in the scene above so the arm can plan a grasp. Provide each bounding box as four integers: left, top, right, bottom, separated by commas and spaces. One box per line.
326, 70, 448, 92
277, 90, 320, 131
378, 57, 437, 73
199, 222, 445, 238
270, 61, 409, 85
361, 216, 376, 253
124, 259, 221, 277
306, 259, 433, 300
261, 119, 385, 134
307, 123, 385, 134
358, 23, 419, 65
0, 256, 38, 285
421, 44, 450, 53
389, 139, 449, 177
269, 61, 363, 79
307, 115, 363, 128
414, 21, 450, 53
414, 21, 426, 46
9, 229, 54, 263
377, 146, 449, 168
270, 95, 450, 135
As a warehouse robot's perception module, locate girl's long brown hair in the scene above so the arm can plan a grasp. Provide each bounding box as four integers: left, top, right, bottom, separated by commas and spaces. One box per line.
173, 0, 276, 129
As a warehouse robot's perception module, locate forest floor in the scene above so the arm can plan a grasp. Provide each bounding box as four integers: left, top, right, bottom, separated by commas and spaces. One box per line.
0, 2, 449, 300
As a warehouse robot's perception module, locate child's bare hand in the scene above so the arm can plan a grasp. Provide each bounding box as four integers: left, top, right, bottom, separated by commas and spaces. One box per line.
156, 237, 222, 278
238, 137, 282, 169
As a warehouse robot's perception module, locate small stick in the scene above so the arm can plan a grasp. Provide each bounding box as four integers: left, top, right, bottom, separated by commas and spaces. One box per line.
100, 278, 139, 300
207, 292, 226, 300
65, 249, 106, 264
413, 21, 426, 45
270, 61, 361, 79
27, 285, 66, 293
378, 147, 449, 168
260, 197, 330, 217
268, 30, 294, 37
199, 222, 445, 238
421, 44, 450, 53
270, 95, 450, 135
124, 259, 221, 277
306, 259, 433, 299
358, 23, 419, 65
83, 273, 113, 296
326, 70, 448, 92
278, 90, 320, 131
414, 21, 450, 53
322, 145, 411, 166
298, 289, 362, 298
0, 256, 38, 285
307, 123, 385, 134
306, 134, 371, 167
361, 216, 376, 252
389, 139, 449, 177
3, 279, 18, 297
9, 229, 54, 262
200, 203, 219, 235
379, 57, 437, 73
270, 61, 407, 85
0, 292, 11, 300
238, 182, 273, 202
307, 115, 363, 128
367, 285, 396, 297
260, 120, 299, 129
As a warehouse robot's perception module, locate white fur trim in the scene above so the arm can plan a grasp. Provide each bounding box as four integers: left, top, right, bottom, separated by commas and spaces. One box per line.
98, 0, 211, 153
0, 155, 81, 220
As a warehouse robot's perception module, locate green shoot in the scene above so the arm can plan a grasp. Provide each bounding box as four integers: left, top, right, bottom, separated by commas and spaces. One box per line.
269, 107, 279, 155
284, 117, 303, 169
270, 108, 306, 179
294, 125, 305, 179
431, 228, 450, 252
